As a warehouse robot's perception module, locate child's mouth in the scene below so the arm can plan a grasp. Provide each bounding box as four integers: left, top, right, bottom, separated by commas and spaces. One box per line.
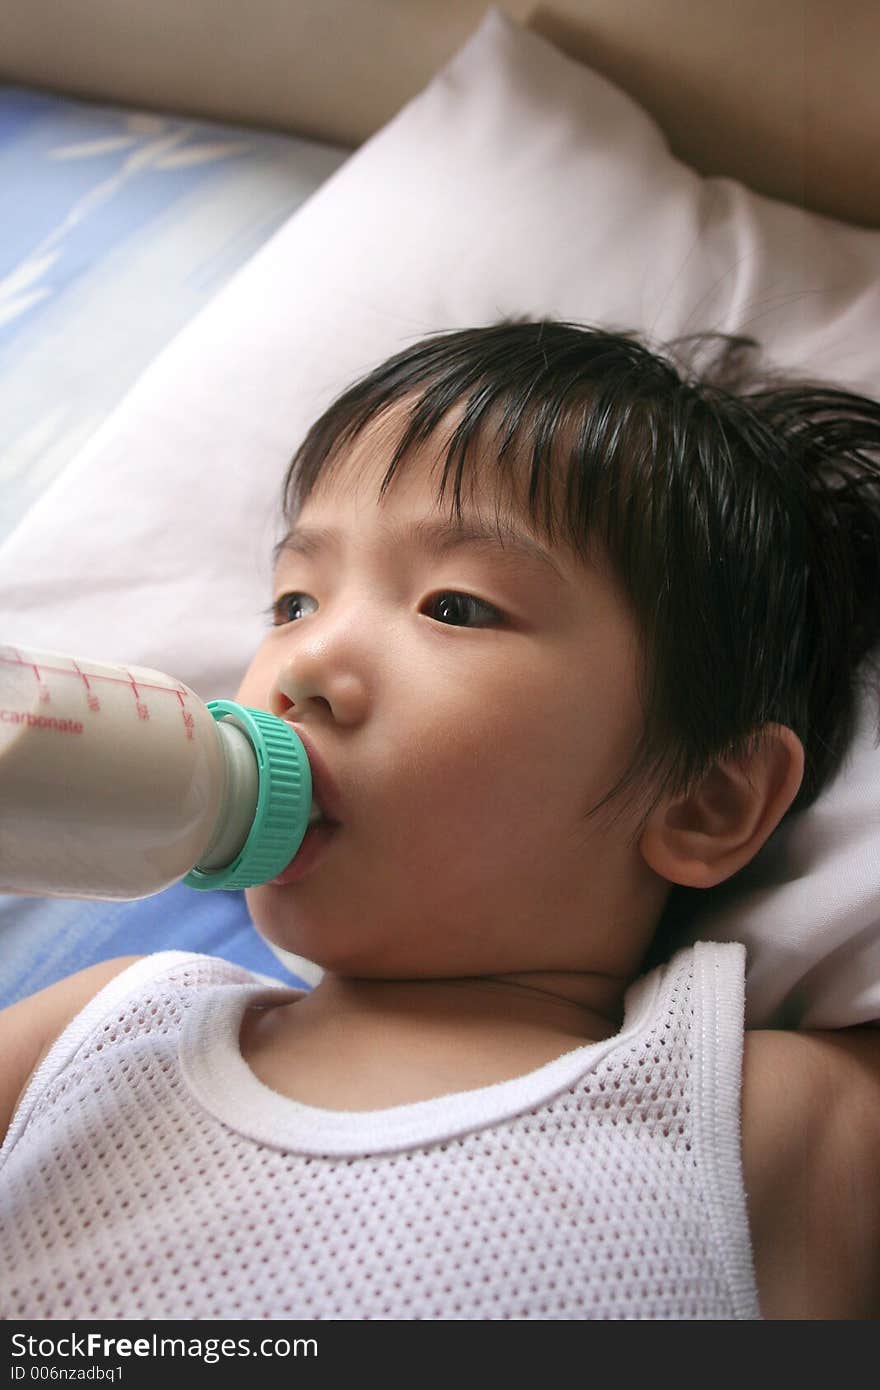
270, 802, 340, 887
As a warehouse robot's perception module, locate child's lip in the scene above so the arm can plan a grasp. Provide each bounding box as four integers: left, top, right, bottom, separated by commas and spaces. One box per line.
270, 819, 339, 886
284, 722, 343, 826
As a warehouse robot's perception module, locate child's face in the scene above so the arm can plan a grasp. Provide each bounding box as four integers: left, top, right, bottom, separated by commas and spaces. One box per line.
237, 414, 667, 981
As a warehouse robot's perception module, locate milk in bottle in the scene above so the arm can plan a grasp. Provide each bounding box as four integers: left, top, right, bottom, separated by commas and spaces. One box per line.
0, 644, 311, 900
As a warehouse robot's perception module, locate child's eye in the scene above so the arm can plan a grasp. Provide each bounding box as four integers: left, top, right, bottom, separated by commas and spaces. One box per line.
422, 591, 503, 628
268, 592, 318, 626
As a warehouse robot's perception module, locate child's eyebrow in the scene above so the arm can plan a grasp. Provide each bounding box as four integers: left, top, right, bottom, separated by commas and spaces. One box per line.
273, 518, 567, 580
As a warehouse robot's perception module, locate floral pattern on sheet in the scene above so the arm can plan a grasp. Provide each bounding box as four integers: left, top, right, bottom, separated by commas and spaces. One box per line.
0, 86, 348, 540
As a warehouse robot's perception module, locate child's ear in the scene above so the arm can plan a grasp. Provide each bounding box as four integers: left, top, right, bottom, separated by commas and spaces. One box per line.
638, 724, 805, 889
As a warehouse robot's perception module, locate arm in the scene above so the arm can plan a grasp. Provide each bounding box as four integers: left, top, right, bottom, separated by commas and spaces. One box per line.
742, 1026, 880, 1319
0, 956, 142, 1145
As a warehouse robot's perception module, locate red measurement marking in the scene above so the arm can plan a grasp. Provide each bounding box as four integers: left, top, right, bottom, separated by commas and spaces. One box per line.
5, 649, 50, 701
0, 654, 189, 697
73, 660, 92, 693
2, 651, 193, 730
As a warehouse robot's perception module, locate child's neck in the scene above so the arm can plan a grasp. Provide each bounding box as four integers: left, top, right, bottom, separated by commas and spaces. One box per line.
239, 969, 629, 1112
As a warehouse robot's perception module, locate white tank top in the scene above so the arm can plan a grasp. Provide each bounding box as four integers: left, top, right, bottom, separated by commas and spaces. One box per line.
0, 942, 760, 1319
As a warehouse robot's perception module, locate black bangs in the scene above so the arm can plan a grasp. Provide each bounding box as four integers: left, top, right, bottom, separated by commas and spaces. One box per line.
284, 322, 683, 555
280, 319, 880, 834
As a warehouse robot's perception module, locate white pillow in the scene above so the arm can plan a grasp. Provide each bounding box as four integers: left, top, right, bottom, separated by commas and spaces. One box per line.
1, 8, 878, 1027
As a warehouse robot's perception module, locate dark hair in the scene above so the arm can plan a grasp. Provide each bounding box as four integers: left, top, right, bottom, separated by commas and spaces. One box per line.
280, 319, 880, 835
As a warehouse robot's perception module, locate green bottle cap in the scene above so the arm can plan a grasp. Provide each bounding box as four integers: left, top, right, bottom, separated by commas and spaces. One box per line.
183, 701, 312, 892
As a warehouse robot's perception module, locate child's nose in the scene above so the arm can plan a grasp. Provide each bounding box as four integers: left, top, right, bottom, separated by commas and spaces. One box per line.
270, 647, 370, 728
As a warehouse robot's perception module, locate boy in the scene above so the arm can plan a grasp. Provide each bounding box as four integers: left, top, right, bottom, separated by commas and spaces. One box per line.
2, 321, 879, 1319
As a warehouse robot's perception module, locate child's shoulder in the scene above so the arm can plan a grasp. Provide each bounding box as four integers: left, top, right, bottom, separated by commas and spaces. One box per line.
741, 1026, 880, 1318
0, 955, 143, 1145
0, 951, 265, 1148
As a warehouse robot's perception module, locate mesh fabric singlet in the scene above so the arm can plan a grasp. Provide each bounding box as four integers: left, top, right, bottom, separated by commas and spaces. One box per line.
0, 942, 760, 1318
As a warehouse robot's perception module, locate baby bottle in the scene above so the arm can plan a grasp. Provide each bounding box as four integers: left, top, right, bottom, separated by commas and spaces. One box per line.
0, 643, 313, 901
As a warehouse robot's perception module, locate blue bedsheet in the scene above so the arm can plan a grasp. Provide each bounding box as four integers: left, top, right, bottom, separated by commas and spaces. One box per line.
0, 84, 348, 542
0, 884, 308, 1008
